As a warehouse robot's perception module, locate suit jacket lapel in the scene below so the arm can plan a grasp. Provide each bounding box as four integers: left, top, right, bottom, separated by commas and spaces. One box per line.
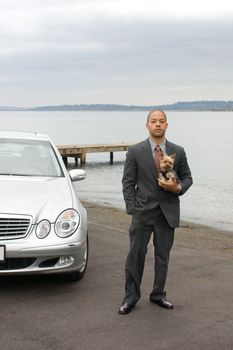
166, 140, 178, 171
166, 140, 176, 155
140, 138, 159, 178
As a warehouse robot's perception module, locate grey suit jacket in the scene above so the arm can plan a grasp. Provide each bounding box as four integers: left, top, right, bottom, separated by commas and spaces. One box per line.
122, 138, 193, 228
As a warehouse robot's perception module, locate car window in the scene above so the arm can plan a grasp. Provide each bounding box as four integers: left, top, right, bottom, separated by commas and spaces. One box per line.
0, 139, 64, 177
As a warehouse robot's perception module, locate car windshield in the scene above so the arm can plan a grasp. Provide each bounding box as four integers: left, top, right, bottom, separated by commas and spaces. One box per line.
0, 138, 64, 177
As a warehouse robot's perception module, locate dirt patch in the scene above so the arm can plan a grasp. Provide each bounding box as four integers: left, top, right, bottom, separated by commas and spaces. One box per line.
83, 200, 233, 258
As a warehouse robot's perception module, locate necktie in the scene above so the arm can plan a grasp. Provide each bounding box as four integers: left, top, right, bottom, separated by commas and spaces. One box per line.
155, 145, 161, 172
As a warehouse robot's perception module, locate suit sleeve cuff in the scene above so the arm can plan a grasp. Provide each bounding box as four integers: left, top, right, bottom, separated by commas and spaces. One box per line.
176, 183, 182, 194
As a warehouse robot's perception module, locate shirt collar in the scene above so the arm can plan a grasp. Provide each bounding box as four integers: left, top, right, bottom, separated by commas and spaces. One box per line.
148, 138, 166, 153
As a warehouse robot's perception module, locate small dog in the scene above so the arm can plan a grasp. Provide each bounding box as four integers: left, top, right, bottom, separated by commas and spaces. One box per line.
158, 152, 177, 182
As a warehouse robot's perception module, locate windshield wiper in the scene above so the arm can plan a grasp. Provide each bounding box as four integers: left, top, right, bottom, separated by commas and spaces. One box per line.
0, 173, 31, 176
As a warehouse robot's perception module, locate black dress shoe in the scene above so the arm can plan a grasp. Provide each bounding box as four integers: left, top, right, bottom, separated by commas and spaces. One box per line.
150, 297, 174, 310
118, 302, 134, 315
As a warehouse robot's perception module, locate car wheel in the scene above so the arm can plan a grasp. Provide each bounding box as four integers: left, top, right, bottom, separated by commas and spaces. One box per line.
65, 234, 89, 282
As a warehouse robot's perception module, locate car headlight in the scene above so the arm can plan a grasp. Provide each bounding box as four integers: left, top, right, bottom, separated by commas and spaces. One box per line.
55, 209, 80, 238
36, 219, 51, 239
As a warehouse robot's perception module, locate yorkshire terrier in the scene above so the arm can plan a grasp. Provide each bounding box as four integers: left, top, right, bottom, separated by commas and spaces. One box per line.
158, 152, 177, 182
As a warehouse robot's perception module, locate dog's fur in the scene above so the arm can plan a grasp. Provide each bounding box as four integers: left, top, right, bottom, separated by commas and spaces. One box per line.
158, 152, 177, 182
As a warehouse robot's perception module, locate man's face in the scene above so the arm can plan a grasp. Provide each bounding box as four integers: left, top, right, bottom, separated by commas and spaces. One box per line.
146, 111, 168, 139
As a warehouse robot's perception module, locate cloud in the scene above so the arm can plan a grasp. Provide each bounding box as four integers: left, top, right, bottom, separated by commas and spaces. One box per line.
0, 0, 232, 105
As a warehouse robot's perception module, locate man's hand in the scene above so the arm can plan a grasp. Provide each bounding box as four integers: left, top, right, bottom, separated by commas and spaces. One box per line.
158, 177, 180, 193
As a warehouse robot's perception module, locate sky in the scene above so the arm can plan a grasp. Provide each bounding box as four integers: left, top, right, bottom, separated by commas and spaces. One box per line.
0, 0, 233, 107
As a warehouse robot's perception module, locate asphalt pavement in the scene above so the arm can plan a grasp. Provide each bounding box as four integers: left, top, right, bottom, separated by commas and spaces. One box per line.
0, 204, 232, 350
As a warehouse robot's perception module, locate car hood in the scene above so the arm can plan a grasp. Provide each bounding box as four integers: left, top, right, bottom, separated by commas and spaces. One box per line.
0, 176, 73, 222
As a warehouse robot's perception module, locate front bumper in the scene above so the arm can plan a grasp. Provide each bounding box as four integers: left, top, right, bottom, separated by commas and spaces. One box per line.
0, 239, 87, 275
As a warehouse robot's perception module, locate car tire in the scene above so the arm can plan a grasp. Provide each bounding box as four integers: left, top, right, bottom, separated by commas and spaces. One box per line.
65, 234, 89, 282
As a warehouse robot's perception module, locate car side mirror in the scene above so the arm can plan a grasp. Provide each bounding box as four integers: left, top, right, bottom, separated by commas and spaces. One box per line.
69, 169, 86, 182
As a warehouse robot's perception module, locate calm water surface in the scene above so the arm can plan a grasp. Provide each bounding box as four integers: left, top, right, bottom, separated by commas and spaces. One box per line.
1, 111, 233, 232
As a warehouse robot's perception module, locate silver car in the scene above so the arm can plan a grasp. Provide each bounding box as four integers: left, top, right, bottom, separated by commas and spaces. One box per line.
0, 131, 88, 281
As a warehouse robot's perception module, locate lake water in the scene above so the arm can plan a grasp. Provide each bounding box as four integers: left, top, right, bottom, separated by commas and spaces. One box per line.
1, 111, 233, 232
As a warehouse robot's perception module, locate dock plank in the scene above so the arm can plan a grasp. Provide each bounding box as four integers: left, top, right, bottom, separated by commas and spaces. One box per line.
57, 143, 132, 165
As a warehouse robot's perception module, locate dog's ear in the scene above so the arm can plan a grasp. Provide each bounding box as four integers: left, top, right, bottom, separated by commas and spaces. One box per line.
160, 151, 165, 158
170, 153, 176, 160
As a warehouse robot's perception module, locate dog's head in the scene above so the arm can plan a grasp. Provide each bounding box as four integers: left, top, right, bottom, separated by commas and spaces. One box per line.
160, 152, 176, 172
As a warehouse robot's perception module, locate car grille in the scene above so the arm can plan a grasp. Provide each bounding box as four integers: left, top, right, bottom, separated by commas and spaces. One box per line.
0, 215, 32, 240
0, 258, 36, 270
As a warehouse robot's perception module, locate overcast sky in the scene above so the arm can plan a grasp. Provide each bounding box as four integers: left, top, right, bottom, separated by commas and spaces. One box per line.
0, 0, 232, 107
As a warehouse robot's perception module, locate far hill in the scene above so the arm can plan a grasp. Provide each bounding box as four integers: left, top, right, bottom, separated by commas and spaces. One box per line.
29, 100, 233, 111
0, 100, 233, 111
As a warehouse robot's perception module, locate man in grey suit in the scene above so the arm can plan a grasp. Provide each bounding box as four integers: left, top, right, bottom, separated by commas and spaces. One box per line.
119, 109, 193, 314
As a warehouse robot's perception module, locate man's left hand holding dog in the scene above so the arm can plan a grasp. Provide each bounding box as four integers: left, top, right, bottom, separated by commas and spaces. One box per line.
158, 178, 181, 193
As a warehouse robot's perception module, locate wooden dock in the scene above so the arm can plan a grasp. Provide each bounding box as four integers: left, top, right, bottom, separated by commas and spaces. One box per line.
58, 143, 132, 166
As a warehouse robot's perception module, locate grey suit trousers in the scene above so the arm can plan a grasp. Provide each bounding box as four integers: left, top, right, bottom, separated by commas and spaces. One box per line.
123, 206, 174, 306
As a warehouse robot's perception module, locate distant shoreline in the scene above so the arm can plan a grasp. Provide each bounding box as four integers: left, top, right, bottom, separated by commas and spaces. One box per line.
1, 100, 233, 112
